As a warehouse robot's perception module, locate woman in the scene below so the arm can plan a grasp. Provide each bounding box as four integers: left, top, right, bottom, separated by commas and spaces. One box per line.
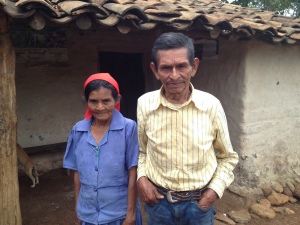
63, 73, 142, 225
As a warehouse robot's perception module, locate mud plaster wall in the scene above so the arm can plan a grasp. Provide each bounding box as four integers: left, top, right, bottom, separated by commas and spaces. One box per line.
240, 40, 300, 187
194, 39, 246, 154
16, 27, 158, 172
192, 38, 245, 183
194, 38, 300, 187
16, 28, 155, 148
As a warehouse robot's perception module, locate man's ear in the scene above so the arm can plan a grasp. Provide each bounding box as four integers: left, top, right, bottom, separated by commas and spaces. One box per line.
191, 57, 200, 78
150, 62, 160, 80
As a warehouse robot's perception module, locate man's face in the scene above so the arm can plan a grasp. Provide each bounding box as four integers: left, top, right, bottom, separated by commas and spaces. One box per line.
150, 48, 199, 96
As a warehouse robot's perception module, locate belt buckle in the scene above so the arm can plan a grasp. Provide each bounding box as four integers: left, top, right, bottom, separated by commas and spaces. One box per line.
166, 191, 178, 203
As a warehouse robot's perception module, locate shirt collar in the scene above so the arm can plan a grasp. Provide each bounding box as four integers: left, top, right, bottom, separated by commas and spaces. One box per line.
76, 109, 124, 132
149, 83, 200, 110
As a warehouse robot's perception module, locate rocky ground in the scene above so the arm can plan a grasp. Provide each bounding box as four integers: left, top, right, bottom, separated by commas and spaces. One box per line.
19, 168, 300, 225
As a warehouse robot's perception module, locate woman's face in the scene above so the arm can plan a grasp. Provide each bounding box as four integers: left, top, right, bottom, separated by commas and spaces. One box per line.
87, 87, 118, 122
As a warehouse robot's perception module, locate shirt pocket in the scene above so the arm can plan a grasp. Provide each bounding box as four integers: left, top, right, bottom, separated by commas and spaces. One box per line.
98, 152, 127, 185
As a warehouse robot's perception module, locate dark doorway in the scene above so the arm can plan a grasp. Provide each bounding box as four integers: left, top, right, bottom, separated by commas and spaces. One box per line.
99, 52, 145, 121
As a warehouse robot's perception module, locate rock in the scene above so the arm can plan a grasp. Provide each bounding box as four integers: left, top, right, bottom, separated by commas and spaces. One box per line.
283, 186, 293, 197
227, 209, 251, 224
287, 181, 295, 192
214, 212, 236, 225
271, 182, 283, 193
249, 203, 276, 219
294, 183, 300, 198
248, 187, 264, 197
295, 178, 300, 183
249, 213, 260, 219
214, 219, 227, 225
284, 208, 295, 215
227, 185, 248, 198
262, 187, 273, 197
272, 207, 295, 215
267, 191, 290, 206
289, 196, 298, 203
244, 197, 256, 209
279, 181, 287, 188
258, 198, 271, 208
272, 207, 285, 214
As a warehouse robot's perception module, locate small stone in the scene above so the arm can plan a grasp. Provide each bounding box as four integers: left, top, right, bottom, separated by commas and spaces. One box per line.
249, 203, 276, 219
283, 186, 293, 197
279, 181, 286, 188
272, 207, 295, 215
289, 196, 298, 203
227, 209, 251, 224
285, 208, 295, 215
287, 181, 295, 192
272, 207, 284, 214
258, 198, 271, 208
261, 187, 273, 198
249, 213, 260, 219
214, 219, 227, 225
267, 191, 289, 206
227, 185, 248, 198
214, 212, 236, 225
294, 183, 300, 198
271, 182, 283, 193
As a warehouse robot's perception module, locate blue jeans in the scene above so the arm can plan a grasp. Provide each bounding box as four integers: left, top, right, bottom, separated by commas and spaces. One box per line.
145, 197, 216, 225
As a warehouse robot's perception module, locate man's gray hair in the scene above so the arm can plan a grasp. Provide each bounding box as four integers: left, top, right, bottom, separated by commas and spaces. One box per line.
151, 32, 195, 69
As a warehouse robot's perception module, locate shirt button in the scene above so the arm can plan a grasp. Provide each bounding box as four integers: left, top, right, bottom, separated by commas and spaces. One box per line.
95, 166, 98, 171
94, 187, 97, 192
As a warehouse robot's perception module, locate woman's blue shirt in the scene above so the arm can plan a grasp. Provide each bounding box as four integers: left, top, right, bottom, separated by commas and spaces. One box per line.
63, 109, 139, 224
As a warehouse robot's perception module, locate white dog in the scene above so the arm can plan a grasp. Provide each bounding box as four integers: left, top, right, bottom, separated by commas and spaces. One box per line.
17, 143, 39, 187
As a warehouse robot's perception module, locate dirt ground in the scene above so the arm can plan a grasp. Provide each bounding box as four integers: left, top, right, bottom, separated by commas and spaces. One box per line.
19, 168, 300, 225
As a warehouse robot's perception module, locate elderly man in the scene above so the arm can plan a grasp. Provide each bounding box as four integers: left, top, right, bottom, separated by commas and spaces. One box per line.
137, 32, 239, 225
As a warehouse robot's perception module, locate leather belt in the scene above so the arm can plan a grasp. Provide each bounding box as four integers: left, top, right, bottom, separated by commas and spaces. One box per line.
151, 181, 207, 203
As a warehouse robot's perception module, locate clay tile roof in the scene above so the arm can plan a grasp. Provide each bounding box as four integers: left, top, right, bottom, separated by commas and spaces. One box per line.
1, 0, 300, 44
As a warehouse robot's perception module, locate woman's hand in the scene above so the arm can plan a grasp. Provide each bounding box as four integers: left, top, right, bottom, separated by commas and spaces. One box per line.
122, 215, 136, 225
76, 218, 82, 225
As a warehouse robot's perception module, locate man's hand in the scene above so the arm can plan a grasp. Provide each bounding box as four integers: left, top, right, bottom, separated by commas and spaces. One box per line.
137, 177, 164, 204
197, 188, 218, 209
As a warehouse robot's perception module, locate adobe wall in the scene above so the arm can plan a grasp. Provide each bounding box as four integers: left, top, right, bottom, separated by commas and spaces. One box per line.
195, 38, 300, 187
240, 40, 300, 187
16, 27, 155, 149
16, 27, 156, 171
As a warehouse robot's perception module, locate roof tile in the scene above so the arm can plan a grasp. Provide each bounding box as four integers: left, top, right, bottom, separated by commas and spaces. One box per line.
1, 0, 299, 44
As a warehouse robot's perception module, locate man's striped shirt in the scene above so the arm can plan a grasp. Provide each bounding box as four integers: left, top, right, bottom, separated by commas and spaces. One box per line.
137, 84, 238, 198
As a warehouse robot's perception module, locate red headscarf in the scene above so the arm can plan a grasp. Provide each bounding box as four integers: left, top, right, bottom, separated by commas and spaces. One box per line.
84, 73, 120, 120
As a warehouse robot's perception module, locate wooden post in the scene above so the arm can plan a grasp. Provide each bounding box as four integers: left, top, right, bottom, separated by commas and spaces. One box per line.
0, 12, 21, 225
